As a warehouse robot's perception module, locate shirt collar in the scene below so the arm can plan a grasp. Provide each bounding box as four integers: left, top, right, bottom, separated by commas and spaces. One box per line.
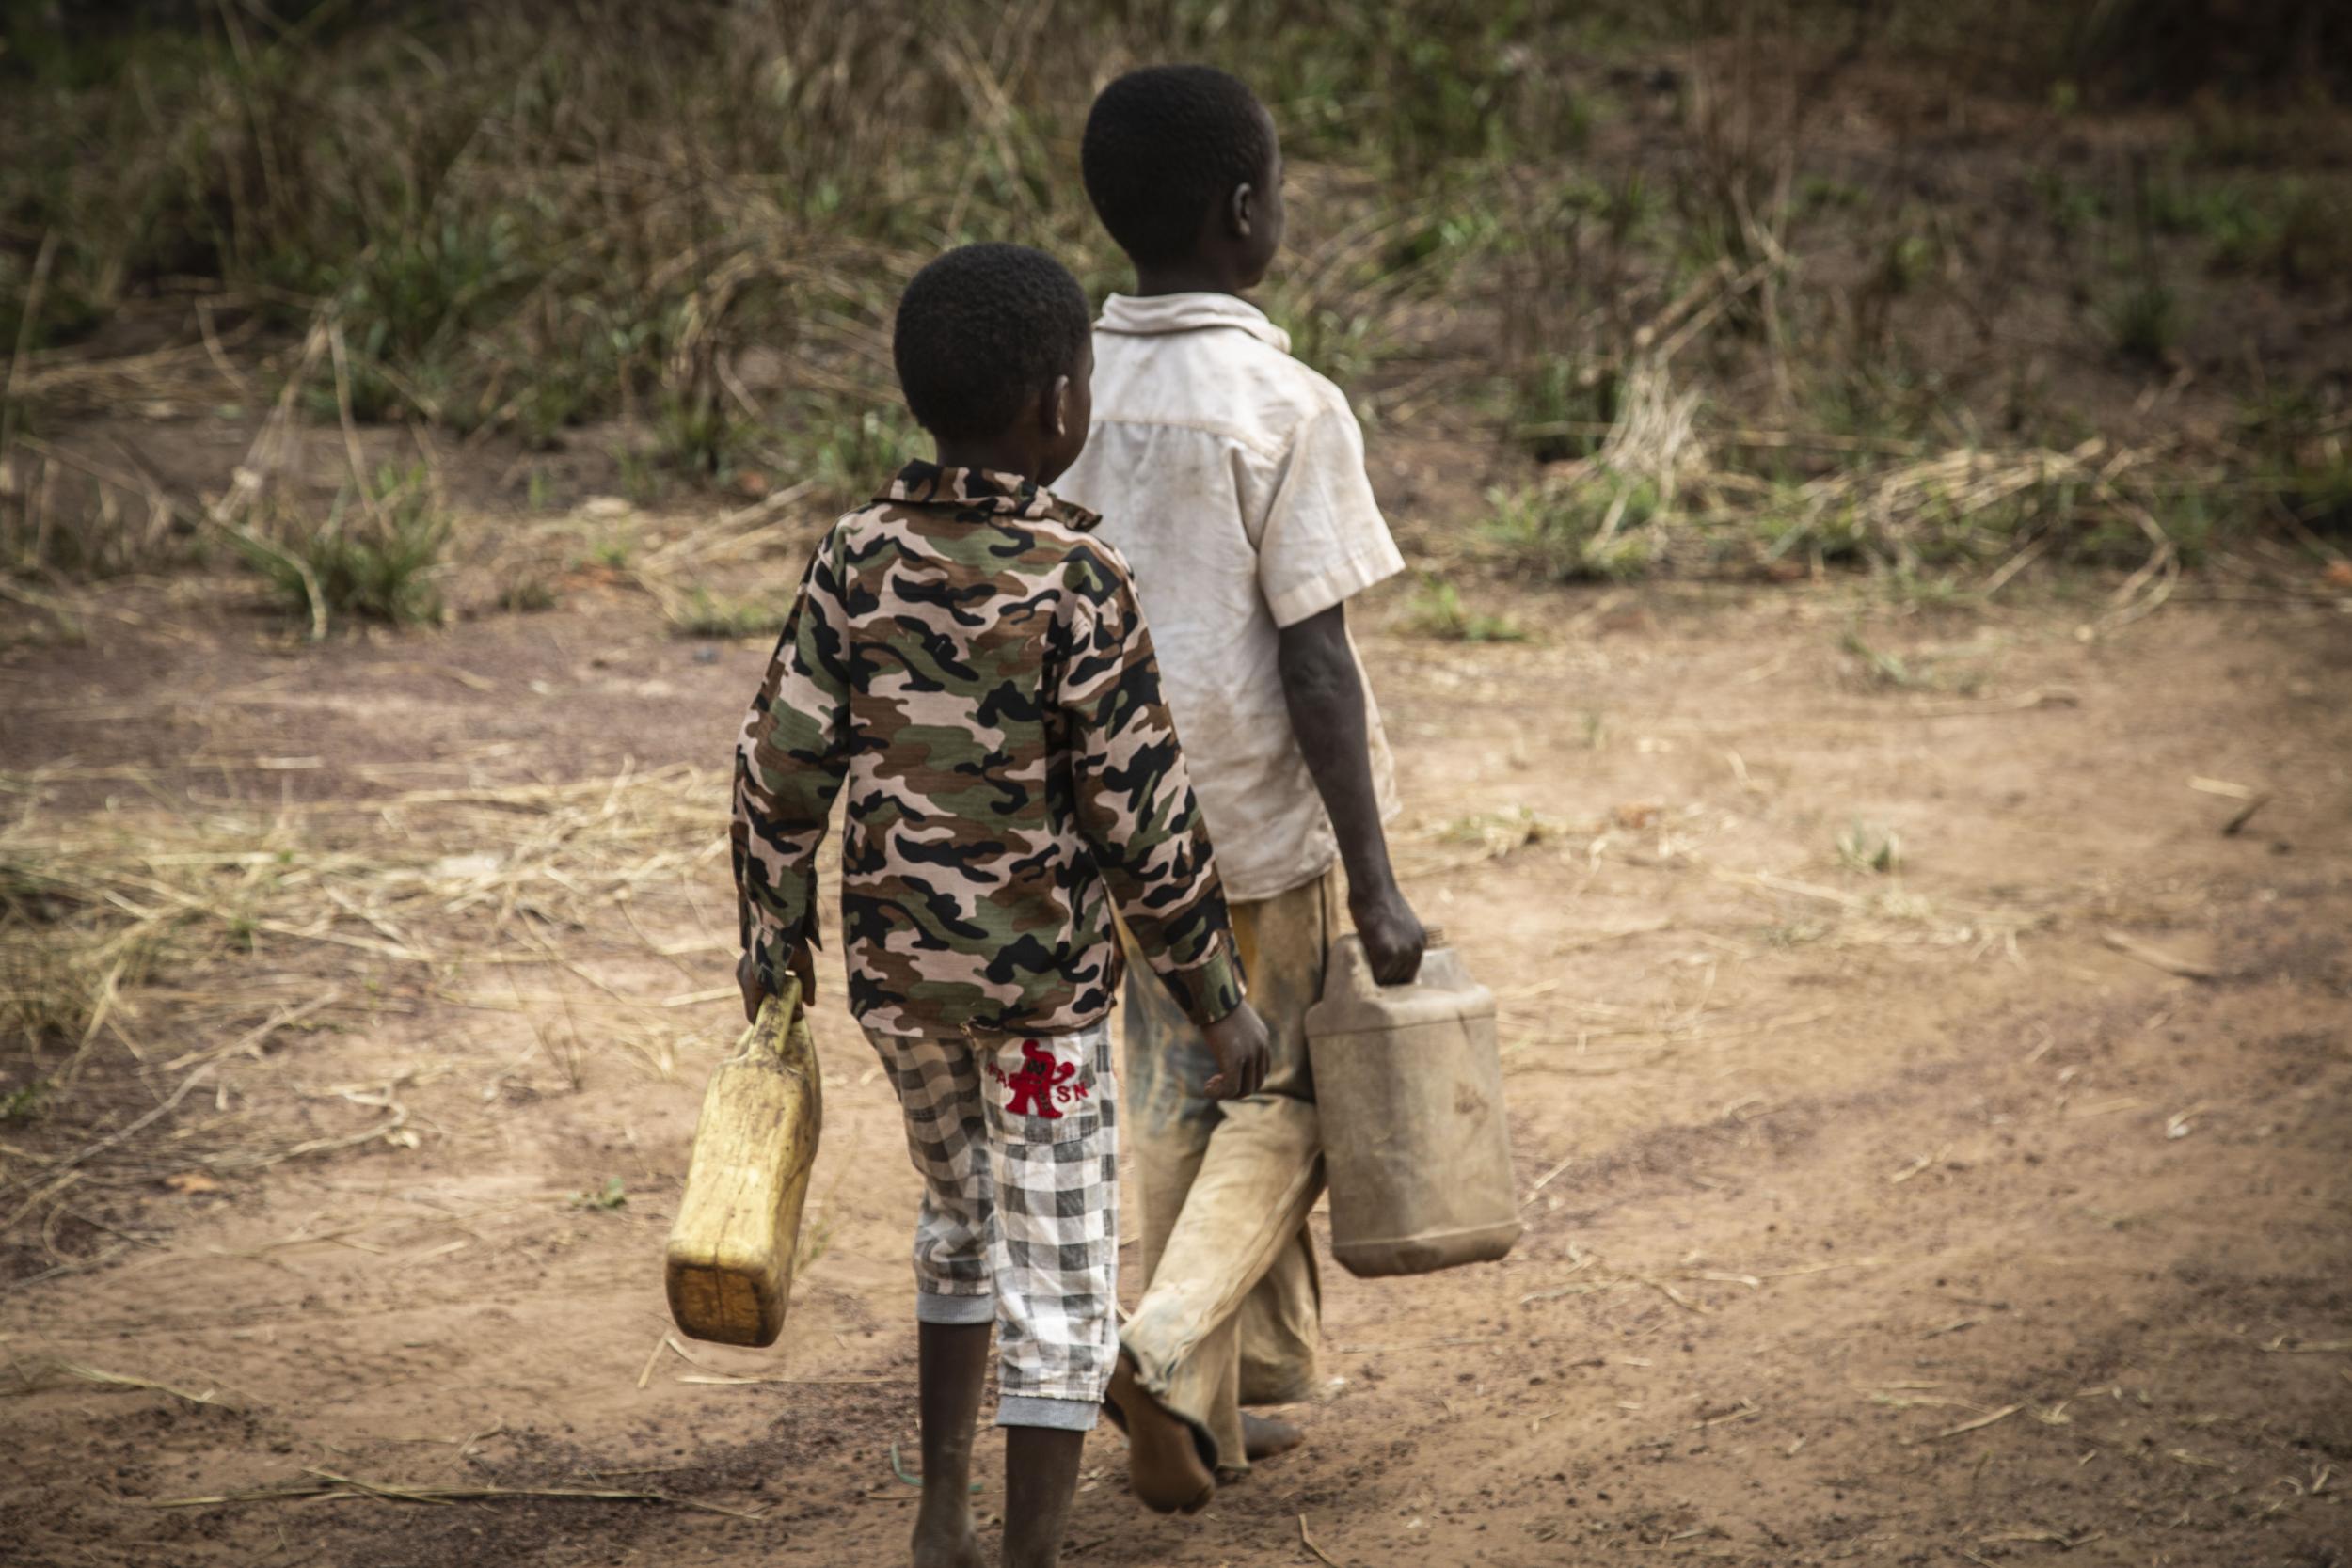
1095, 291, 1292, 353
879, 461, 1100, 531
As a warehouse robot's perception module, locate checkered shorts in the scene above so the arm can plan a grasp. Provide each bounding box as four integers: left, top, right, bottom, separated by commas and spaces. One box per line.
863, 1020, 1119, 1419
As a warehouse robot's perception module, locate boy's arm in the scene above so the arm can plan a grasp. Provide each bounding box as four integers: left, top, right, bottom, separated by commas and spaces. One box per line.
731, 538, 852, 1010
1059, 558, 1247, 1029
1278, 605, 1425, 984
1259, 400, 1426, 985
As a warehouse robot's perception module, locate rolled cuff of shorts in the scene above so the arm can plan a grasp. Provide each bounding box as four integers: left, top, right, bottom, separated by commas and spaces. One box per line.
914, 1290, 995, 1326
995, 1395, 1101, 1433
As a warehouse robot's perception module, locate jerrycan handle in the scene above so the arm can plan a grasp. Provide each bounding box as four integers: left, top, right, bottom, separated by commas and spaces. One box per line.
1327, 926, 1448, 998
744, 974, 805, 1062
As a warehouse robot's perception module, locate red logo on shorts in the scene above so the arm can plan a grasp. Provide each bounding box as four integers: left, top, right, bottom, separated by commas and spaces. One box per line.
991, 1039, 1088, 1120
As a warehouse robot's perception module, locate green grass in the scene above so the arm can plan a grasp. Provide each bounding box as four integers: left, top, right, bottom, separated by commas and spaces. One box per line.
1804, 359, 1945, 448
2259, 182, 2352, 289
497, 575, 559, 614
1508, 357, 1619, 465
1838, 626, 1997, 693
2030, 170, 2114, 237
666, 589, 779, 641
0, 1079, 46, 1122
1756, 490, 1869, 567
1798, 175, 1868, 214
1760, 918, 1832, 948
2147, 173, 2274, 261
1405, 578, 1527, 642
2245, 394, 2352, 535
2143, 172, 2352, 287
1434, 805, 1562, 857
2147, 488, 2223, 567
617, 454, 660, 506
1836, 821, 1903, 875
783, 401, 919, 512
2102, 280, 2183, 366
1266, 291, 1384, 389
1883, 569, 1976, 611
1839, 627, 1927, 689
655, 390, 759, 481
1380, 205, 1504, 293
1871, 228, 1939, 300
307, 217, 534, 425
237, 464, 451, 631
571, 1177, 628, 1211
1483, 475, 1662, 582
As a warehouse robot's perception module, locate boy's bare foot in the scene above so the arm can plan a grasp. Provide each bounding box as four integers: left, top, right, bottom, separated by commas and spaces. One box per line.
1241, 1412, 1303, 1462
910, 1512, 983, 1568
1106, 1352, 1214, 1514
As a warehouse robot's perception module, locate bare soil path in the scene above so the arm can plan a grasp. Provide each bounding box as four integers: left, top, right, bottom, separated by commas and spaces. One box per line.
3, 569, 2346, 1568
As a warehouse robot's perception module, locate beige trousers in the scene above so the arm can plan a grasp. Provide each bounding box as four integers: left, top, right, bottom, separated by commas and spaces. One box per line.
1119, 867, 1337, 1475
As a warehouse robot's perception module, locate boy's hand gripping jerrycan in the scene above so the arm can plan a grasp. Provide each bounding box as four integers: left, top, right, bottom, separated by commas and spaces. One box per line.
665, 979, 823, 1346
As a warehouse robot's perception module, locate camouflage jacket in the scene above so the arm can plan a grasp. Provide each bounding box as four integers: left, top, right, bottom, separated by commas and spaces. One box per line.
731, 461, 1246, 1037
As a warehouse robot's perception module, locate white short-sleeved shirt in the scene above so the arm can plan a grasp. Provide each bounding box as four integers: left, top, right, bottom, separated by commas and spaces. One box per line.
1055, 292, 1405, 903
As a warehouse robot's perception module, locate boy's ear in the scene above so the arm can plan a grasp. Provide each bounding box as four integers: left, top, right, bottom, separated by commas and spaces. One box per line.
1230, 181, 1257, 239
1046, 373, 1072, 438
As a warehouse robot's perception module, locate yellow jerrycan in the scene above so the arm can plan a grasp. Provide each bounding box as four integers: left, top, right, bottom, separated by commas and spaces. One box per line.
664, 979, 823, 1346
1305, 931, 1521, 1277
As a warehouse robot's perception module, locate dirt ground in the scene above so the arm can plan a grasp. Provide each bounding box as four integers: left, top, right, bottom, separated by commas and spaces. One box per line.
2, 548, 2348, 1567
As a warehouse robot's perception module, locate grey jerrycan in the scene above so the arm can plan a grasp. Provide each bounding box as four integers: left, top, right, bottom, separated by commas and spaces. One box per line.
1305, 931, 1522, 1277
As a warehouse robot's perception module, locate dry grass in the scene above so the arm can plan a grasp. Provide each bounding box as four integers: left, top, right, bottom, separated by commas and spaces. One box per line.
7, 4, 2348, 599
133, 1466, 769, 1519
0, 760, 736, 1272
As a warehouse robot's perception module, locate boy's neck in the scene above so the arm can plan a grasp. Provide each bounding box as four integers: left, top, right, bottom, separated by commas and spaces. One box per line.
1130, 260, 1254, 300
931, 437, 1042, 483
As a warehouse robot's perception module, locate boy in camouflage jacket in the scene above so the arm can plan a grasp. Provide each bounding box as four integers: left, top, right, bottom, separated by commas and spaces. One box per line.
731, 243, 1271, 1568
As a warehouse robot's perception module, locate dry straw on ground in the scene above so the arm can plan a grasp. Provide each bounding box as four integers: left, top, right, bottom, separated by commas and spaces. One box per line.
1, 760, 737, 1266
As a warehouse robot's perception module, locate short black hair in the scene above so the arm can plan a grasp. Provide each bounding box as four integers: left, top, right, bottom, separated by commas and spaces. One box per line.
892, 244, 1091, 442
1081, 65, 1273, 266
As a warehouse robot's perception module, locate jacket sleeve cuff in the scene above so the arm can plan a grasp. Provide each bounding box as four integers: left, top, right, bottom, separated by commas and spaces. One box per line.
743, 904, 813, 1000
746, 926, 789, 1000
1169, 932, 1247, 1029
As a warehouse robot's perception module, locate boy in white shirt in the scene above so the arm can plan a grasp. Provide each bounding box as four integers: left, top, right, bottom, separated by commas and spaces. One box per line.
1055, 64, 1428, 1514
